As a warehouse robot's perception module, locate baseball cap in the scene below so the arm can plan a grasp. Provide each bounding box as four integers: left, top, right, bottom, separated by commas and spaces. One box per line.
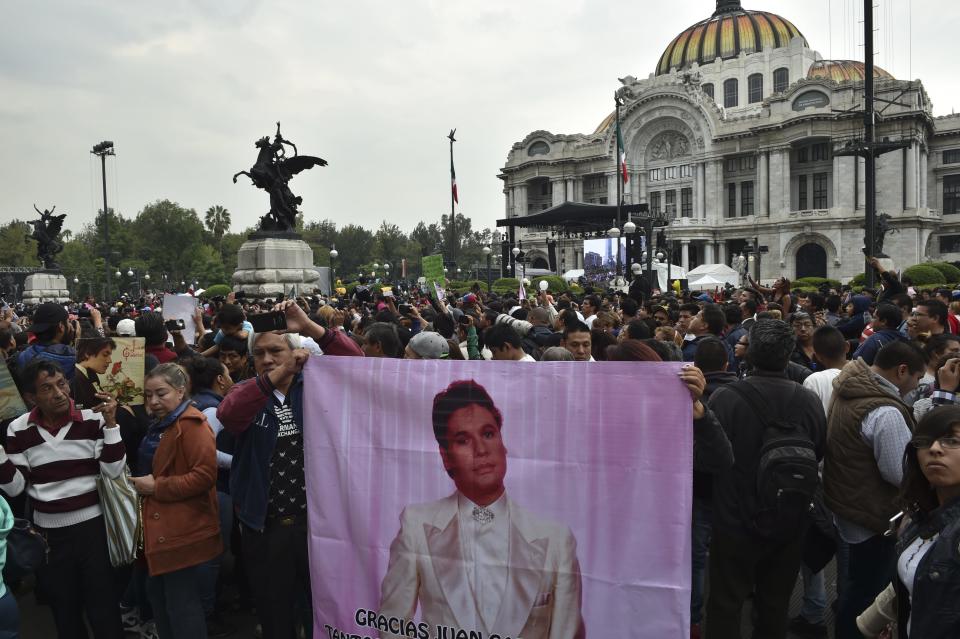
408, 332, 450, 360
116, 318, 137, 337
30, 303, 68, 334
696, 293, 712, 302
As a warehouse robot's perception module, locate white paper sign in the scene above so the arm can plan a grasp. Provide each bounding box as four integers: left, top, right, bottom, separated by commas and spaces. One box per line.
161, 294, 199, 345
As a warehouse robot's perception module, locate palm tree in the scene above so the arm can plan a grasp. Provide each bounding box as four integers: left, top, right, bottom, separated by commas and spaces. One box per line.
204, 205, 231, 242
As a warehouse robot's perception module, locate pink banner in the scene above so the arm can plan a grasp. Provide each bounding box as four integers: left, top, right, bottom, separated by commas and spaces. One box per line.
303, 358, 692, 639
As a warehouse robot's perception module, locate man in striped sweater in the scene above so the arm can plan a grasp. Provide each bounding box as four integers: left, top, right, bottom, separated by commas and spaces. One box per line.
0, 358, 125, 638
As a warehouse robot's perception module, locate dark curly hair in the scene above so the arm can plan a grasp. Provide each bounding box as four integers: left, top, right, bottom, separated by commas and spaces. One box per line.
431, 379, 502, 450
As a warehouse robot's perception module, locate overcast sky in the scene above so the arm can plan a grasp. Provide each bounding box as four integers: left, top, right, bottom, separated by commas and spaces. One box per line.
1, 1, 953, 239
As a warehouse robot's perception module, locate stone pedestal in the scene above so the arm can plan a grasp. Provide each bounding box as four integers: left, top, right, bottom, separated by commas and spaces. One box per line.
232, 236, 321, 298
22, 272, 71, 305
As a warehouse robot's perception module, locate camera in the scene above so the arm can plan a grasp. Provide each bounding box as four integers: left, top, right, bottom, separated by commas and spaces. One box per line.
164, 319, 186, 332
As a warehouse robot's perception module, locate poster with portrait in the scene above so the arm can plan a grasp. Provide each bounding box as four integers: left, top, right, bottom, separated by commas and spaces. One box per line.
76, 336, 145, 407
303, 358, 693, 639
0, 360, 26, 420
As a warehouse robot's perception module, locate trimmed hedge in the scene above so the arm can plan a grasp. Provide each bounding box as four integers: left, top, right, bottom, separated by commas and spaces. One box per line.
492, 277, 521, 290
927, 262, 960, 283
530, 275, 568, 293
902, 265, 946, 286
850, 273, 866, 286
793, 277, 841, 290
203, 284, 232, 298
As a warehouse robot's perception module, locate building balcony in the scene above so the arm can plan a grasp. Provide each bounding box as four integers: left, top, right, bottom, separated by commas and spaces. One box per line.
787, 209, 830, 218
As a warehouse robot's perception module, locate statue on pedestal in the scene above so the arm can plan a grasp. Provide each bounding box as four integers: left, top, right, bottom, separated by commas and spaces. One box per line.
28, 205, 66, 270
233, 122, 327, 233
863, 213, 898, 258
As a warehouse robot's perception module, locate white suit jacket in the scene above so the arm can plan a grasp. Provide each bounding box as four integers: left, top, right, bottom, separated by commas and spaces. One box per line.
379, 493, 585, 639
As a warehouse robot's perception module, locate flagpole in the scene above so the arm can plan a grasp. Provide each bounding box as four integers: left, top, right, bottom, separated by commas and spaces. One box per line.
614, 93, 623, 278
448, 129, 457, 267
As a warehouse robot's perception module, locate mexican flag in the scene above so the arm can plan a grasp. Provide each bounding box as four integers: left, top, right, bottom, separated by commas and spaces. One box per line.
616, 119, 628, 184
451, 154, 459, 204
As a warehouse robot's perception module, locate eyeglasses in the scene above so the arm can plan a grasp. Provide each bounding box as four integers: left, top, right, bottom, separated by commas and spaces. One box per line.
910, 435, 960, 450
911, 311, 929, 318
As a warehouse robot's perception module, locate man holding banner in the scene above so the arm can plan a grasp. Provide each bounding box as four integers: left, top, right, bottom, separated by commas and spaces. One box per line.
379, 379, 585, 639
217, 300, 362, 639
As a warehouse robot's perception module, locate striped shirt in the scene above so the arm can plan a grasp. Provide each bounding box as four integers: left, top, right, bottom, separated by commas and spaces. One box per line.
0, 404, 126, 528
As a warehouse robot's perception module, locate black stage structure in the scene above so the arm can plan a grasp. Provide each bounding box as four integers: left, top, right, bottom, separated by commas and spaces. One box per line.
495, 202, 667, 286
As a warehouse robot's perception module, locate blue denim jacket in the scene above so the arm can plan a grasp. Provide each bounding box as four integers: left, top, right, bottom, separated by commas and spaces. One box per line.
896, 497, 960, 638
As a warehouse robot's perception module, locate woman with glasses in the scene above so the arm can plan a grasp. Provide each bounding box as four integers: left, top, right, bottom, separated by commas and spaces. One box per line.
890, 406, 960, 638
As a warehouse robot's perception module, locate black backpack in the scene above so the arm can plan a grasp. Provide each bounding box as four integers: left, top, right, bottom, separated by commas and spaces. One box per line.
729, 382, 820, 540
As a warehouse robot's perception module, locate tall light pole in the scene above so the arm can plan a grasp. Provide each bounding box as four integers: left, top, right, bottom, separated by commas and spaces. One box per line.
92, 141, 115, 300
329, 246, 338, 289
482, 245, 492, 292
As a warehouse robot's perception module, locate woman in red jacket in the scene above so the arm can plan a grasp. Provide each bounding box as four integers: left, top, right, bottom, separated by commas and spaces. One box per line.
132, 363, 220, 639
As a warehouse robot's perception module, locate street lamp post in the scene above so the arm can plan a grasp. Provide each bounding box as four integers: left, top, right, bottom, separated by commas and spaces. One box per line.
511, 246, 520, 279
482, 246, 492, 292
329, 247, 338, 288
92, 141, 115, 300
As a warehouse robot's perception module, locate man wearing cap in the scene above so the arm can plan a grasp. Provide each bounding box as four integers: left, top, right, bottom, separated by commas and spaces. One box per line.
405, 332, 449, 360
17, 302, 82, 381
115, 317, 137, 337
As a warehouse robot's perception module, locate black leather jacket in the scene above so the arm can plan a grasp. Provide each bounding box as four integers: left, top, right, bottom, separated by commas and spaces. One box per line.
896, 497, 960, 639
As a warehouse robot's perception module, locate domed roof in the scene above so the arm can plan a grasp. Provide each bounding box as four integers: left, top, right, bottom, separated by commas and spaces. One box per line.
656, 1, 807, 76
806, 60, 894, 82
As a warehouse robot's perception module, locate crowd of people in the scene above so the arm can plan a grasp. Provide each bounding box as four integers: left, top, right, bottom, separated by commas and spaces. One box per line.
0, 255, 958, 638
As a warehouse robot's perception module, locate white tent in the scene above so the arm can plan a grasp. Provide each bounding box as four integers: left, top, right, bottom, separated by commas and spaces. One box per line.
652, 263, 687, 291
686, 263, 740, 288
688, 274, 730, 291
561, 269, 584, 282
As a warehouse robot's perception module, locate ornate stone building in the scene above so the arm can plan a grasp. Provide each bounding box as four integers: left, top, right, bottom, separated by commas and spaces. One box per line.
499, 0, 960, 282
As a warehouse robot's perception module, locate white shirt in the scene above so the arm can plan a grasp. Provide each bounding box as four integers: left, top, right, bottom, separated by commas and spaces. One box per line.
457, 493, 509, 631
898, 533, 938, 635
519, 353, 536, 362
584, 314, 597, 329
803, 368, 842, 417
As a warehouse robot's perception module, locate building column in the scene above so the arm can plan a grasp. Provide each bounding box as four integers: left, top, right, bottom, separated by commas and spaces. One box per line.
714, 159, 726, 220
832, 154, 842, 210
566, 178, 575, 203
505, 189, 513, 217
516, 186, 527, 217
920, 148, 928, 208
681, 241, 690, 271
638, 170, 648, 204
551, 178, 565, 207
695, 162, 706, 219
757, 152, 769, 216
704, 241, 715, 264
905, 143, 918, 210
717, 241, 728, 266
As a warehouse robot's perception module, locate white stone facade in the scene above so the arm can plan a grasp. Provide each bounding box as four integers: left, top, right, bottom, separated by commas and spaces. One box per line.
499, 6, 960, 283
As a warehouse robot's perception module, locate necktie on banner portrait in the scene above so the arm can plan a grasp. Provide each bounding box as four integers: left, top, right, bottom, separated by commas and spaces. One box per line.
303, 358, 693, 639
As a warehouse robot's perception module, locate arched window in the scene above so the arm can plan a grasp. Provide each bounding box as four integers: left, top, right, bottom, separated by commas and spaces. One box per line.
528, 141, 550, 157
748, 74, 764, 103
723, 79, 738, 108
702, 83, 714, 100
773, 67, 790, 93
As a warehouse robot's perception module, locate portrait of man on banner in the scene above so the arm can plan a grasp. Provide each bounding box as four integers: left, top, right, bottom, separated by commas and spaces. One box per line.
378, 379, 584, 639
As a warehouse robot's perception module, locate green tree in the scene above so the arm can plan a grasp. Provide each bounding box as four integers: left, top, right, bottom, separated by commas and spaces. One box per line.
187, 244, 229, 287
0, 220, 41, 267
302, 219, 338, 266
204, 205, 231, 241
130, 200, 205, 282
410, 221, 443, 256
374, 221, 407, 265
335, 224, 375, 276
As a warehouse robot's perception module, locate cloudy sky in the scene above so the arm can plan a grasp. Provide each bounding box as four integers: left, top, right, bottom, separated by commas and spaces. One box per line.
1, 0, 952, 238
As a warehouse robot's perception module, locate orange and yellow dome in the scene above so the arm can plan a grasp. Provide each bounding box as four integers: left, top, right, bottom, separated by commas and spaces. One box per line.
806, 60, 894, 82
656, 1, 807, 76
